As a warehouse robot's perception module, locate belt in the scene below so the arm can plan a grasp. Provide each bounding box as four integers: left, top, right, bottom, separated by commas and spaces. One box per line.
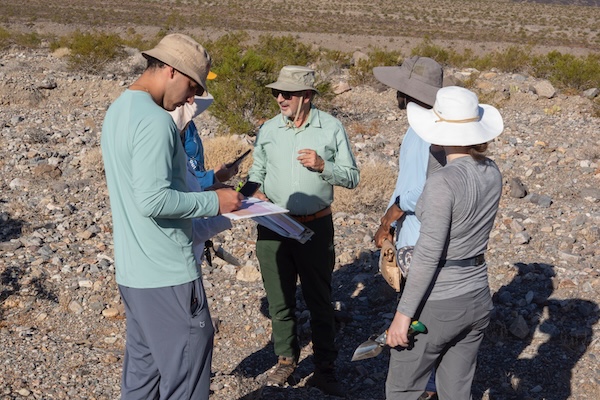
442, 254, 485, 267
290, 206, 332, 223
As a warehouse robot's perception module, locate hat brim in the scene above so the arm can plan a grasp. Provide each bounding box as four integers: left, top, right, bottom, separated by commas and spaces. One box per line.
265, 82, 319, 94
373, 66, 440, 107
407, 102, 503, 146
192, 93, 214, 118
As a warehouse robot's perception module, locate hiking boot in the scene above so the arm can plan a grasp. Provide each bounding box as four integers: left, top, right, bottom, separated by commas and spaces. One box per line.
266, 356, 297, 387
307, 362, 345, 398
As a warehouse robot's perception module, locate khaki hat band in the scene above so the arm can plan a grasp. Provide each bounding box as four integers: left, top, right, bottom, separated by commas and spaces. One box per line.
433, 109, 481, 124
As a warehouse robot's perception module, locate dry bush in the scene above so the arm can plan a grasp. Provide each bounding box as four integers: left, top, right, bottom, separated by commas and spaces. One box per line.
332, 160, 397, 215
80, 147, 104, 173
202, 136, 254, 178
346, 120, 381, 138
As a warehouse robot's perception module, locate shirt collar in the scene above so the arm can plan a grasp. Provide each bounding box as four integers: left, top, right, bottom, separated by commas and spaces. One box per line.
278, 105, 322, 131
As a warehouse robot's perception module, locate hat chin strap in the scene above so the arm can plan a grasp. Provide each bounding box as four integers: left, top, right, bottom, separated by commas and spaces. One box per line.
286, 95, 305, 128
433, 109, 480, 124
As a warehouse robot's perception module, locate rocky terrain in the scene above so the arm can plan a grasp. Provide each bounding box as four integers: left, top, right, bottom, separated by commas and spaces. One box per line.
1, 45, 599, 400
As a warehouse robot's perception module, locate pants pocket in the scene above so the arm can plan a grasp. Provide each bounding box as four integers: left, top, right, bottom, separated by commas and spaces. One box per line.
190, 279, 203, 318
428, 304, 468, 345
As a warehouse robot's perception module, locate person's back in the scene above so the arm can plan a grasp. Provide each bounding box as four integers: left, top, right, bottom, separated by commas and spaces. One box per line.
101, 34, 242, 400
411, 156, 502, 302
102, 89, 204, 287
387, 86, 504, 400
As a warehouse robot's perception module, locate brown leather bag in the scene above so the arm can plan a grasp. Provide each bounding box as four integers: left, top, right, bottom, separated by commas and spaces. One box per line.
379, 240, 414, 292
379, 238, 402, 292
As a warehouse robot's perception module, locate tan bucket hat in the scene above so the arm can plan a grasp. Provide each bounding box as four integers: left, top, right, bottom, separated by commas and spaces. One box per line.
142, 34, 212, 96
266, 65, 319, 94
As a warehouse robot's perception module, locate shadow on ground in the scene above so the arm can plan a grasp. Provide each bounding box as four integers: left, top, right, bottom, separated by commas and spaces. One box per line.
228, 255, 599, 399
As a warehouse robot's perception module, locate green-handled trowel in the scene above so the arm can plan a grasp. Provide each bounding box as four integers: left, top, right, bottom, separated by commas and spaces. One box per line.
351, 320, 427, 361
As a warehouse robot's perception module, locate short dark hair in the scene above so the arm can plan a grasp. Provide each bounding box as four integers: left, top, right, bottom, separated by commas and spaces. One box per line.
144, 55, 166, 70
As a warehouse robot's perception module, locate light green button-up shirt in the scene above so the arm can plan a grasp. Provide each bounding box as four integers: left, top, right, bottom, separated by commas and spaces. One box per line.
249, 105, 359, 215
101, 90, 219, 288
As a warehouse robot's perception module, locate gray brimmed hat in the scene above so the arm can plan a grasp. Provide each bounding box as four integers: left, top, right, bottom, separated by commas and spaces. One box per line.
407, 86, 503, 146
142, 34, 211, 96
373, 56, 443, 107
266, 65, 319, 94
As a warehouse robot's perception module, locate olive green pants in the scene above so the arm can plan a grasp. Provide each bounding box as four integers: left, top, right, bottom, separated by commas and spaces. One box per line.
256, 215, 337, 364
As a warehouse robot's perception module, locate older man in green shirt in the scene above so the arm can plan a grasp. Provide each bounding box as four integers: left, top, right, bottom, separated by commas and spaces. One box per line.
248, 65, 359, 396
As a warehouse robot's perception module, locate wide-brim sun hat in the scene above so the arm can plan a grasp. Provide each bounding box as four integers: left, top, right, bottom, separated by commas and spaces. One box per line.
407, 86, 503, 146
373, 56, 443, 107
142, 33, 212, 96
266, 65, 319, 94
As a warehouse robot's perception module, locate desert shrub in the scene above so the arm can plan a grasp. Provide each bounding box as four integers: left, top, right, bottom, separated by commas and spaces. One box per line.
203, 136, 254, 178
0, 26, 10, 50
487, 46, 532, 74
532, 51, 600, 91
319, 49, 353, 69
332, 160, 397, 215
51, 30, 126, 74
121, 27, 160, 51
349, 47, 402, 86
12, 31, 44, 48
0, 27, 52, 50
410, 37, 452, 65
205, 33, 319, 136
410, 38, 482, 68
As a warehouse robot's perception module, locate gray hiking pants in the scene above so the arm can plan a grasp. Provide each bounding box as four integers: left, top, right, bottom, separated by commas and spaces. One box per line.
119, 278, 214, 399
386, 287, 492, 400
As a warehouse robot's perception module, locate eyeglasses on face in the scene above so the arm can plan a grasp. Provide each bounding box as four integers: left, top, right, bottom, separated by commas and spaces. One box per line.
271, 89, 305, 100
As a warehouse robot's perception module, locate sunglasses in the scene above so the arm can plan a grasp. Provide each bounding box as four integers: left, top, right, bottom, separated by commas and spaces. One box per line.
271, 89, 305, 100
396, 91, 409, 110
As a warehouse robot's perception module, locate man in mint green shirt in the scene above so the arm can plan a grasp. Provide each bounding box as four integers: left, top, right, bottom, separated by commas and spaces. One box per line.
248, 65, 359, 397
101, 34, 241, 400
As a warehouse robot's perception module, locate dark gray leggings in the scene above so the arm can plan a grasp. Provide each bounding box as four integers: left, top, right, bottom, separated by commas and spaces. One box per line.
119, 279, 214, 399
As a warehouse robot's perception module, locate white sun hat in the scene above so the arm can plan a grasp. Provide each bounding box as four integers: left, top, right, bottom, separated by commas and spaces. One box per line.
407, 86, 504, 146
168, 93, 214, 132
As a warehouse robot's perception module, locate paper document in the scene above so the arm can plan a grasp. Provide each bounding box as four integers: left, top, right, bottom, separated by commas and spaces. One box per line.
252, 213, 314, 244
222, 197, 288, 220
222, 198, 314, 243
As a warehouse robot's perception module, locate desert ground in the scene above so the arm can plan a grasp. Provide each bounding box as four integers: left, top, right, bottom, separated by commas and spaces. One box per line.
1, 1, 600, 399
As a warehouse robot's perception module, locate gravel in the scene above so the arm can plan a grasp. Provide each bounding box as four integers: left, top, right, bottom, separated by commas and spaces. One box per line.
1, 47, 599, 400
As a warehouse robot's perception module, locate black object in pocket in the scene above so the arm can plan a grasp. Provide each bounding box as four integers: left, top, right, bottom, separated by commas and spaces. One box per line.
190, 280, 201, 317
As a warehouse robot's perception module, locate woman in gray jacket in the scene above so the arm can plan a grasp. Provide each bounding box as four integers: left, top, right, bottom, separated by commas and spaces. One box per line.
385, 86, 504, 400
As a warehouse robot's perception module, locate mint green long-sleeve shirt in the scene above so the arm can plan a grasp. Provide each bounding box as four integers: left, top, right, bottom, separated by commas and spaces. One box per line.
248, 106, 359, 215
101, 90, 219, 288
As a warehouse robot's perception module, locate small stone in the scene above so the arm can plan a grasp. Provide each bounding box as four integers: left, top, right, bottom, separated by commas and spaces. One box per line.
236, 265, 261, 282
68, 300, 84, 314
509, 315, 529, 339
509, 177, 527, 198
